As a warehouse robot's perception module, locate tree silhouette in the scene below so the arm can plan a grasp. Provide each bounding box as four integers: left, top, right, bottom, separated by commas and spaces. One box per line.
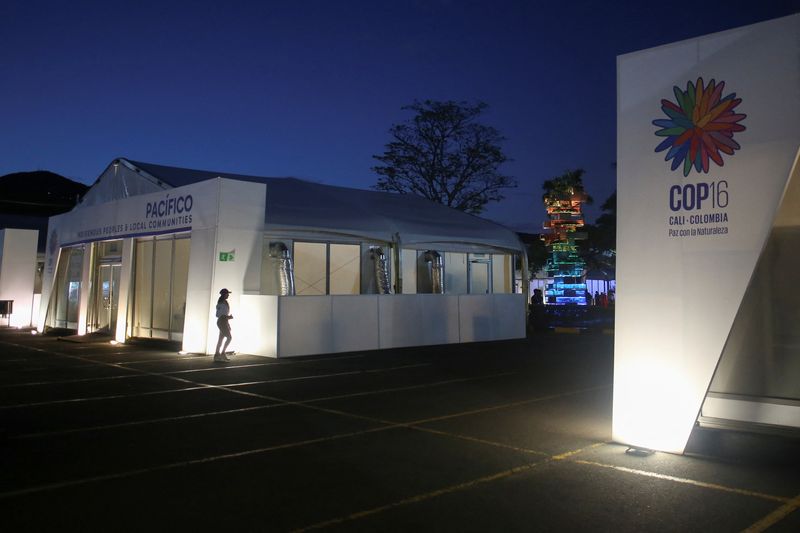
373, 100, 516, 214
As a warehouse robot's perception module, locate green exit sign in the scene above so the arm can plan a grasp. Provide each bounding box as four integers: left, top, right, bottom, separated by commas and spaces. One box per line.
219, 251, 236, 262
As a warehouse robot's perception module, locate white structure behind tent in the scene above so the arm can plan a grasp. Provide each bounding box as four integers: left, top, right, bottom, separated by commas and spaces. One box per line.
0, 228, 39, 328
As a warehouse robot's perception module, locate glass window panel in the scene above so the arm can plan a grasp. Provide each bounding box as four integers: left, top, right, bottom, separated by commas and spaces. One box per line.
330, 244, 360, 295
445, 252, 468, 294
152, 239, 173, 330
492, 254, 511, 293
709, 227, 800, 400
134, 239, 153, 333
65, 247, 84, 325
170, 238, 190, 333
468, 253, 491, 294
294, 242, 327, 295
401, 249, 417, 294
49, 248, 71, 327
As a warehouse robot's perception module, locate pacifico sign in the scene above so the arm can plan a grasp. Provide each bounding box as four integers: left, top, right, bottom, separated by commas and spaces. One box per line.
54, 184, 212, 247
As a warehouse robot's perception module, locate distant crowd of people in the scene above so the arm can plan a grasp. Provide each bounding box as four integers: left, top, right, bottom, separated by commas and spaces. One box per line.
585, 289, 614, 308
528, 287, 615, 308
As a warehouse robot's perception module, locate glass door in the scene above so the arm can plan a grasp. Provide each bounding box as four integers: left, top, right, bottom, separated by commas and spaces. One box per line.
469, 259, 491, 294
91, 263, 121, 332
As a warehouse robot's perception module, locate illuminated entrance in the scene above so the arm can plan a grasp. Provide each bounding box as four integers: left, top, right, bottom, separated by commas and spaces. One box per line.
130, 234, 190, 341
45, 246, 85, 330
89, 240, 122, 333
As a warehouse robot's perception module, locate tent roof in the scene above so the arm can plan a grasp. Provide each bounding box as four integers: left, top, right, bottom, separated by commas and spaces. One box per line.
85, 158, 524, 252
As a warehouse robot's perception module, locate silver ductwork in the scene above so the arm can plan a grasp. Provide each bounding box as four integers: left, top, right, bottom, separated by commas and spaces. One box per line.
369, 246, 391, 294
424, 250, 444, 294
269, 242, 295, 296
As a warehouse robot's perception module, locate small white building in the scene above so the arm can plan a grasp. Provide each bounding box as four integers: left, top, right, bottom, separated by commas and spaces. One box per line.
0, 228, 39, 328
38, 159, 527, 357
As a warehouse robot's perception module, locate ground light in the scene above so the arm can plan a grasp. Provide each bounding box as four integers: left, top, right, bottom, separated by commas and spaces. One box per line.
109, 340, 120, 345
613, 352, 697, 453
178, 351, 189, 355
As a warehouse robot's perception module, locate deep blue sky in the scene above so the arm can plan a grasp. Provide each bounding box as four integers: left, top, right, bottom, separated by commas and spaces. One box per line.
2, 0, 796, 231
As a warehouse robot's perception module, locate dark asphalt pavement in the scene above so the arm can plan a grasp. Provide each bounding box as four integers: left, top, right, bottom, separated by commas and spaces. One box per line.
0, 328, 798, 532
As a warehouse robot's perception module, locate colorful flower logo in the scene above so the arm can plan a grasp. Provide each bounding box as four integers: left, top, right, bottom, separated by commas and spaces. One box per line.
653, 77, 746, 176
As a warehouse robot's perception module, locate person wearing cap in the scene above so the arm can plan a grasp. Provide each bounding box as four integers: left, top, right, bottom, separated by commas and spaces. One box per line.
214, 288, 234, 362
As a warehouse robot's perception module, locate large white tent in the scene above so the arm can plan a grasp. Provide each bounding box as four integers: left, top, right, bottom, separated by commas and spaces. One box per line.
80, 159, 524, 251
40, 158, 526, 357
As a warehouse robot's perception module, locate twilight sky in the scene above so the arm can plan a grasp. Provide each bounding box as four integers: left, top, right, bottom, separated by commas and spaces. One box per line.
2, 0, 796, 231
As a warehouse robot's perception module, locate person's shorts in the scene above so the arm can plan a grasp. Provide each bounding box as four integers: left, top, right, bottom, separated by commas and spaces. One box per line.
217, 317, 231, 336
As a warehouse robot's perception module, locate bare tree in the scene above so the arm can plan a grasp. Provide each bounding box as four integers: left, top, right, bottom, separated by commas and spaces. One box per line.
373, 100, 516, 214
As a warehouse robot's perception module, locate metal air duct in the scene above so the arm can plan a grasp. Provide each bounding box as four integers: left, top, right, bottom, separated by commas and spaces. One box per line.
369, 246, 391, 294
424, 250, 445, 294
269, 242, 295, 296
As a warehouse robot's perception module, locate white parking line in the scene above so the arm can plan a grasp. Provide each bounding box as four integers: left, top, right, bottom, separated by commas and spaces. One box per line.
0, 353, 368, 388
14, 373, 514, 439
0, 362, 430, 409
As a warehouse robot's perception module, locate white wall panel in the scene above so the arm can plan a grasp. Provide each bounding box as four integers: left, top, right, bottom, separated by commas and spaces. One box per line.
459, 295, 493, 342
332, 295, 378, 353
492, 294, 526, 340
420, 294, 460, 345
237, 294, 278, 357
377, 294, 422, 349
279, 296, 333, 357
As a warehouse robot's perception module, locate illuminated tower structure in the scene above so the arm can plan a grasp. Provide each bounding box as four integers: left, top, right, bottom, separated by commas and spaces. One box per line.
542, 185, 589, 305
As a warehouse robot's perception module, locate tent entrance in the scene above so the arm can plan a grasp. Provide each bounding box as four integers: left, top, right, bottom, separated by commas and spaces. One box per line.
130, 235, 190, 342
89, 263, 121, 333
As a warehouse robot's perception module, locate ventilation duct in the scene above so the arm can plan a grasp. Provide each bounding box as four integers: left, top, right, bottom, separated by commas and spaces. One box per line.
424, 250, 445, 294
269, 242, 295, 296
369, 246, 391, 294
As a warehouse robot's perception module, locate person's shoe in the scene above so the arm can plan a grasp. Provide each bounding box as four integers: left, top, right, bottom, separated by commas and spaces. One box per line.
213, 354, 230, 363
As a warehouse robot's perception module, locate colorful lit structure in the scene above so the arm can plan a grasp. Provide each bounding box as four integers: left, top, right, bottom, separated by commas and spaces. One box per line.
541, 185, 589, 305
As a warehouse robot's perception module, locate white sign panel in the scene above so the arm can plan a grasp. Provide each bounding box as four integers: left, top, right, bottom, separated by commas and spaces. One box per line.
614, 15, 800, 453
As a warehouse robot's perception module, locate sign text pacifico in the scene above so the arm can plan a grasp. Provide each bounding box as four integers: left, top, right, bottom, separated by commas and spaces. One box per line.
146, 193, 193, 218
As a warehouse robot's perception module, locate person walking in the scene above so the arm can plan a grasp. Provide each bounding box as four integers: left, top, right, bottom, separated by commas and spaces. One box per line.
214, 288, 233, 362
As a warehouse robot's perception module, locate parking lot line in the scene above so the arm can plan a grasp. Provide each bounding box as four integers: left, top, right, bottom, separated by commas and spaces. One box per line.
12, 403, 288, 439
404, 385, 609, 426
742, 492, 800, 533
0, 353, 368, 389
13, 372, 514, 440
571, 459, 790, 504
0, 363, 431, 409
291, 443, 604, 532
0, 425, 395, 500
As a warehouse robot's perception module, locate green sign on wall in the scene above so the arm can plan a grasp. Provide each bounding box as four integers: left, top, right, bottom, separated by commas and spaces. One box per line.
219, 250, 235, 262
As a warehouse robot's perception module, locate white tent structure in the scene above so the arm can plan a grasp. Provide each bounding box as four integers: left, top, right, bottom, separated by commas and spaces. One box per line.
39, 158, 526, 357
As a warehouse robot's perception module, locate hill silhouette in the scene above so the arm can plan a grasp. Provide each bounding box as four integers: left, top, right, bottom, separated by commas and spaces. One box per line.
0, 170, 88, 251
0, 170, 88, 216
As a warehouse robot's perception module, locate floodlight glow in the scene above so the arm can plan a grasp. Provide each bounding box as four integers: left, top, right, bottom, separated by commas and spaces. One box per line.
109, 340, 119, 345
31, 330, 38, 335
613, 356, 696, 454
178, 350, 189, 355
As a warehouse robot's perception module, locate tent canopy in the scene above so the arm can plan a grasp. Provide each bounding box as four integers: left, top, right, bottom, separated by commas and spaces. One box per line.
78, 158, 523, 252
